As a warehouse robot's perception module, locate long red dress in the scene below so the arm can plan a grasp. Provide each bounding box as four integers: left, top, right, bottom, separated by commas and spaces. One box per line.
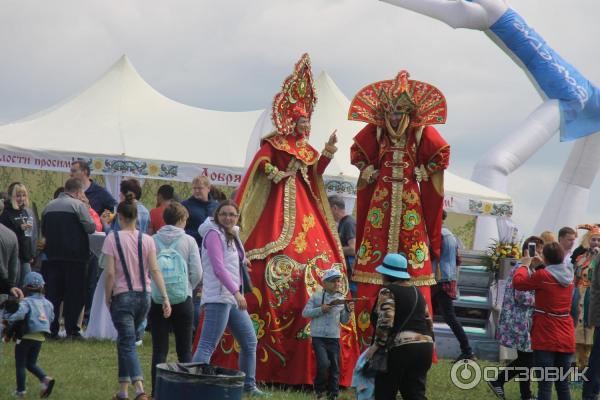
351, 123, 449, 347
208, 134, 359, 385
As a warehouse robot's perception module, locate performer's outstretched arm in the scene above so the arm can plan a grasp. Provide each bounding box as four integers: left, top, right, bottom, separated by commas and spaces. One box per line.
316, 130, 338, 175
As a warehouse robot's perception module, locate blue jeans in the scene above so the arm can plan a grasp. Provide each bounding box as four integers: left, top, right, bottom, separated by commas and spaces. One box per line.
192, 303, 258, 391
193, 290, 202, 335
583, 327, 600, 399
312, 337, 340, 398
534, 349, 573, 400
110, 291, 151, 383
15, 339, 46, 392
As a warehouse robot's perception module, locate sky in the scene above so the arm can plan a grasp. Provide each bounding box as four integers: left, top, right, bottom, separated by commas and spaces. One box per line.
1, 0, 599, 237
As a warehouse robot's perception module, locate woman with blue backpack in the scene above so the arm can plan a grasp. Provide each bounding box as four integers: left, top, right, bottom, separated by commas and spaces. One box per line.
149, 202, 202, 397
103, 193, 172, 400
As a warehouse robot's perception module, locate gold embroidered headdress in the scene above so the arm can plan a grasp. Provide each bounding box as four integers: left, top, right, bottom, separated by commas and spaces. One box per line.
348, 70, 447, 127
271, 53, 317, 136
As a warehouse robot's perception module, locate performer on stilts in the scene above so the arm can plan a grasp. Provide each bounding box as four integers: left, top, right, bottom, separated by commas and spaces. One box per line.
348, 70, 450, 348
209, 53, 359, 386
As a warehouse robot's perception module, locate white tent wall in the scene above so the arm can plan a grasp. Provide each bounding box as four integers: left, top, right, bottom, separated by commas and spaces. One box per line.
0, 55, 512, 248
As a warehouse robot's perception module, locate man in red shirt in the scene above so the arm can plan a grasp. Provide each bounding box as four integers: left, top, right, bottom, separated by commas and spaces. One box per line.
149, 185, 175, 234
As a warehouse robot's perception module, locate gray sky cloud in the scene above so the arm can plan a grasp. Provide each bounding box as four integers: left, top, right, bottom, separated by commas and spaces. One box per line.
1, 0, 599, 235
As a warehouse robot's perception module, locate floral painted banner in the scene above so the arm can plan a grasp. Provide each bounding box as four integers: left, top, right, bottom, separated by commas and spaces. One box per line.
443, 194, 513, 218
323, 179, 357, 197
0, 148, 355, 195
0, 147, 512, 218
0, 148, 243, 185
467, 199, 513, 217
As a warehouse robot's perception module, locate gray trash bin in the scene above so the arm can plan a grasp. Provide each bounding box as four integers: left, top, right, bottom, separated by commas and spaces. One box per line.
155, 363, 245, 400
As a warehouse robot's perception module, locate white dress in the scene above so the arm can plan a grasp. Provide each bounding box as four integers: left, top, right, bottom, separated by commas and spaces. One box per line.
84, 267, 117, 340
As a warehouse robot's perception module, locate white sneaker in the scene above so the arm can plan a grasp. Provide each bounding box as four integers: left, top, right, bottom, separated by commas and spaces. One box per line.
13, 390, 26, 398
135, 339, 143, 347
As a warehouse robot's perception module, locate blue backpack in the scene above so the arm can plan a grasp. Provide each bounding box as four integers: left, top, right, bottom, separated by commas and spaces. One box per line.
151, 236, 188, 305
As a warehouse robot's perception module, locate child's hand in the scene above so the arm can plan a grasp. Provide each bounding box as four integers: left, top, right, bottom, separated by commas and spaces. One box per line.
10, 287, 23, 299
321, 304, 332, 313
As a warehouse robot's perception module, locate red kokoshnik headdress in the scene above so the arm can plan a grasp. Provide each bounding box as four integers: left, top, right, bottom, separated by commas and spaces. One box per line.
577, 224, 600, 236
348, 70, 447, 127
272, 53, 317, 135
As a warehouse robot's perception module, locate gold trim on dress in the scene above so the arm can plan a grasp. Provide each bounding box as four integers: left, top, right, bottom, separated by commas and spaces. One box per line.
430, 171, 445, 197
386, 133, 407, 254
246, 177, 297, 260
239, 156, 271, 242
353, 270, 436, 286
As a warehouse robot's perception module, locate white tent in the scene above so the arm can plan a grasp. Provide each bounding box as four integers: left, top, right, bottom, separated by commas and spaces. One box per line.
0, 55, 261, 186
0, 55, 512, 219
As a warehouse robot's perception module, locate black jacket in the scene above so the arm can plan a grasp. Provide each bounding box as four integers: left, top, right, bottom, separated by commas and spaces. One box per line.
85, 180, 117, 215
0, 200, 33, 262
371, 283, 432, 338
42, 193, 96, 263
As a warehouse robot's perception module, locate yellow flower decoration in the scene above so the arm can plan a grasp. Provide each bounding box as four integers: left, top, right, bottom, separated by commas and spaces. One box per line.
298, 146, 316, 162
92, 159, 104, 171
272, 135, 291, 151
483, 202, 493, 214
302, 215, 316, 232
293, 232, 308, 253
373, 187, 389, 202
408, 242, 429, 269
294, 215, 315, 253
357, 310, 371, 332
486, 240, 521, 272
402, 189, 419, 205
148, 164, 160, 176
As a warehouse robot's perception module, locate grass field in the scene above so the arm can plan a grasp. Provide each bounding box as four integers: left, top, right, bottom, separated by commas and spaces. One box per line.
0, 337, 584, 399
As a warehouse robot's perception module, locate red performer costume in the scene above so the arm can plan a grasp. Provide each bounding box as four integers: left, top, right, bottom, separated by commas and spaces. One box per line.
348, 71, 450, 348
208, 54, 359, 385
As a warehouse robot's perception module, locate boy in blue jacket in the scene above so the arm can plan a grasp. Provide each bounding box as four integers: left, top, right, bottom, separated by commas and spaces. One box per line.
302, 268, 354, 400
5, 272, 55, 398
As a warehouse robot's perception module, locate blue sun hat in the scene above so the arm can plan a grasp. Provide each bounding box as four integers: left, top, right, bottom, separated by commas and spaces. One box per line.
23, 272, 45, 288
375, 253, 410, 279
323, 268, 342, 282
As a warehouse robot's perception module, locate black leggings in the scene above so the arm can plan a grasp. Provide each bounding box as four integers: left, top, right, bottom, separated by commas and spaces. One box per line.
497, 350, 534, 398
149, 297, 194, 395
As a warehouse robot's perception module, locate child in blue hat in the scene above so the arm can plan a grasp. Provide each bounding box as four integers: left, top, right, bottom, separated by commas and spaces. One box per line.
302, 268, 354, 400
5, 272, 55, 398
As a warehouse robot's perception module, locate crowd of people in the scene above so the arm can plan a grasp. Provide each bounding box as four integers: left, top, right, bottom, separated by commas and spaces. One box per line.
3, 54, 600, 400
0, 166, 357, 399
4, 166, 600, 400
0, 169, 233, 399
